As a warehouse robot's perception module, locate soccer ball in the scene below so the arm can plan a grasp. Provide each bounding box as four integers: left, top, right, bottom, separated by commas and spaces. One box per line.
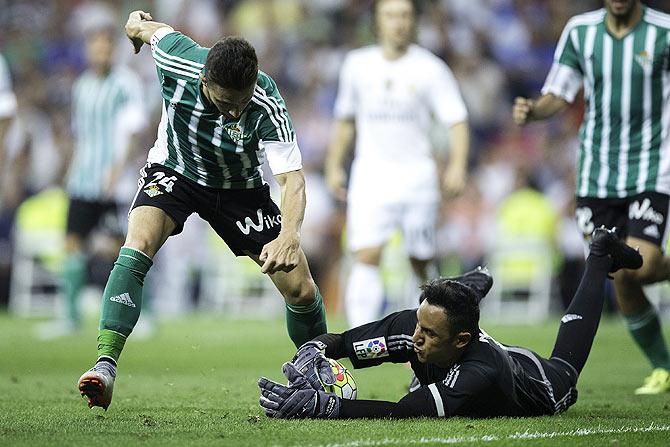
321, 358, 357, 400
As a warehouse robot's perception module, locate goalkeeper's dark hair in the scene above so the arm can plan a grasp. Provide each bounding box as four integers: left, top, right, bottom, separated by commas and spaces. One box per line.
205, 37, 258, 90
420, 279, 479, 338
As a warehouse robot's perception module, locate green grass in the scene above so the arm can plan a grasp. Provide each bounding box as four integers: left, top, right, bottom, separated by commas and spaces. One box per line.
1, 313, 669, 446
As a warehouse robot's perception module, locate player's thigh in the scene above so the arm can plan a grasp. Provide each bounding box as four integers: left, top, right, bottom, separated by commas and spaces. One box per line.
620, 237, 664, 283
248, 248, 316, 305
575, 196, 628, 252
125, 207, 176, 257
346, 192, 400, 254
127, 164, 197, 257
400, 201, 438, 261
204, 184, 282, 257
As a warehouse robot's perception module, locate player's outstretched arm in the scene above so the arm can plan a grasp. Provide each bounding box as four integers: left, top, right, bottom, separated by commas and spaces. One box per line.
259, 371, 437, 419
124, 10, 173, 54
259, 169, 306, 274
513, 93, 569, 126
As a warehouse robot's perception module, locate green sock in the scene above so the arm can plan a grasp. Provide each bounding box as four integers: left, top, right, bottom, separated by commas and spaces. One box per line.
625, 305, 670, 370
62, 252, 86, 327
97, 247, 153, 361
285, 286, 328, 348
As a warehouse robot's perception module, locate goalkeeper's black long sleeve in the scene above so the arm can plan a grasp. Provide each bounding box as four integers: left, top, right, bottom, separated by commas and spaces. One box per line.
338, 390, 439, 419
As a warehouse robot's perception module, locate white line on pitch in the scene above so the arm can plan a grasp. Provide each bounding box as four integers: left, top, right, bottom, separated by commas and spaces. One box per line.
295, 423, 670, 447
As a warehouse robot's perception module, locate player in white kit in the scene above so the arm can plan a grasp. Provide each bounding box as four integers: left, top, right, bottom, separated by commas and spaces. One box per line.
326, 0, 470, 327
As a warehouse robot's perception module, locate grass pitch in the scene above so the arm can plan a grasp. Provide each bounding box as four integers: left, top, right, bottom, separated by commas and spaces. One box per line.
1, 313, 669, 446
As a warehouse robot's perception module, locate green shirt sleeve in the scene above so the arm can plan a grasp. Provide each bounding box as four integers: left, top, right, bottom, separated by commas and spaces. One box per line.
554, 22, 583, 73
254, 73, 296, 143
151, 31, 207, 83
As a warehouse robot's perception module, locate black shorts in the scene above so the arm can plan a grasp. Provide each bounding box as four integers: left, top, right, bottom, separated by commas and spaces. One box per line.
575, 192, 670, 247
66, 198, 123, 239
130, 163, 282, 256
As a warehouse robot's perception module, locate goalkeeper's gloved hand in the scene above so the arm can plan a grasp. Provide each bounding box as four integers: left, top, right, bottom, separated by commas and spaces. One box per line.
258, 363, 340, 419
290, 340, 336, 391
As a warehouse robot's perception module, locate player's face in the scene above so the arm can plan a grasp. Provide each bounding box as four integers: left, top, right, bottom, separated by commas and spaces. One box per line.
376, 0, 415, 49
604, 0, 639, 18
86, 31, 114, 74
202, 78, 255, 120
413, 302, 469, 369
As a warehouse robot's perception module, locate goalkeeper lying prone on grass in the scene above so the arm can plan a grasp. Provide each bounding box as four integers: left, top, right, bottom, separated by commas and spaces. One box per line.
258, 228, 642, 419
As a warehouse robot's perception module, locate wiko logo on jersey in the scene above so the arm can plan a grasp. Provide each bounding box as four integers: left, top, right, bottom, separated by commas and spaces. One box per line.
629, 199, 664, 225
236, 209, 282, 235
110, 293, 136, 308
353, 337, 389, 360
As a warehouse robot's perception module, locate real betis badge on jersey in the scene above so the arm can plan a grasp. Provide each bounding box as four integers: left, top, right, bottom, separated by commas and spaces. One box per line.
223, 123, 244, 143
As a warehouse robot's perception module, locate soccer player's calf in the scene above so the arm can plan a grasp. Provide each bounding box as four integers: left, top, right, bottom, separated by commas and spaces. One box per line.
551, 227, 643, 375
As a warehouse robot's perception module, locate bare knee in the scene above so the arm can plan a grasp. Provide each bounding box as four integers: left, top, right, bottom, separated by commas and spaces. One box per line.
124, 206, 175, 258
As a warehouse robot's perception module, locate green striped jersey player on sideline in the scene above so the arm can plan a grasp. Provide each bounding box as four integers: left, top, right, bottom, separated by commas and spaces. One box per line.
77, 10, 327, 411
513, 0, 670, 396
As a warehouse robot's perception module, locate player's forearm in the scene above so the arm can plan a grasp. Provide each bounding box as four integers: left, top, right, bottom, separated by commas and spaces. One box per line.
0, 117, 10, 173
338, 399, 397, 418
325, 119, 355, 172
528, 94, 569, 121
275, 169, 306, 237
447, 121, 469, 169
125, 13, 172, 45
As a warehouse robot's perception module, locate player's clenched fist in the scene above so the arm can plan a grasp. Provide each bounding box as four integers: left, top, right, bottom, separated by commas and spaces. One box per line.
513, 97, 535, 126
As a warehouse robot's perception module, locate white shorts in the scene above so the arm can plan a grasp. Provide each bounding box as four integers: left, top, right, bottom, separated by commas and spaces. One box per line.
346, 196, 438, 260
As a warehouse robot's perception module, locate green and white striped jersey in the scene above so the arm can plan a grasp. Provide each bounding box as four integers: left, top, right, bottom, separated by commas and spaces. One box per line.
543, 7, 670, 198
147, 29, 301, 189
68, 66, 146, 200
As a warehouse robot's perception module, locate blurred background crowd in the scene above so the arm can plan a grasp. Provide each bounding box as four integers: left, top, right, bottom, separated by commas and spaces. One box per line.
1, 0, 669, 327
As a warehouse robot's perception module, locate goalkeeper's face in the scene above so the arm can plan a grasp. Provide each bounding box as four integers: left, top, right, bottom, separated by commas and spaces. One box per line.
412, 301, 471, 369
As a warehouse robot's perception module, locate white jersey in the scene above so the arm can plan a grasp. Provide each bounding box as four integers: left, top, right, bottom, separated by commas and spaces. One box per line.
0, 53, 17, 119
334, 44, 467, 202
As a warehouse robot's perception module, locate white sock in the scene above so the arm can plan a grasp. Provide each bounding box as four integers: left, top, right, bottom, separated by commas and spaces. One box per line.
345, 262, 384, 328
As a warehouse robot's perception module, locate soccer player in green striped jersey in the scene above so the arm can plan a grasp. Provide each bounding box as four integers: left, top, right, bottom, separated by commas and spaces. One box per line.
78, 10, 327, 410
513, 0, 670, 394
39, 25, 148, 339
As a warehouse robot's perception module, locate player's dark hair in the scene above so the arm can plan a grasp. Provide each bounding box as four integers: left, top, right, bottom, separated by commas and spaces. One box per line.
420, 279, 479, 338
372, 0, 420, 20
205, 37, 258, 90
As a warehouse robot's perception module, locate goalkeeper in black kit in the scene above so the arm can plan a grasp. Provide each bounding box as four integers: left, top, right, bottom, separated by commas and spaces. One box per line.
258, 227, 643, 419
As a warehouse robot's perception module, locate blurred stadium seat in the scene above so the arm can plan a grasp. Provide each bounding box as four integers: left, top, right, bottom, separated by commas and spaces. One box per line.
9, 188, 67, 317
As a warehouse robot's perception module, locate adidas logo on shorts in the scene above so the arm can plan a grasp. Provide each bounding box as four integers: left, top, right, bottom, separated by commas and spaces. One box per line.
110, 293, 136, 308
